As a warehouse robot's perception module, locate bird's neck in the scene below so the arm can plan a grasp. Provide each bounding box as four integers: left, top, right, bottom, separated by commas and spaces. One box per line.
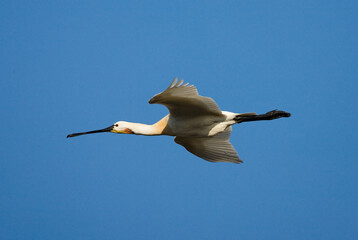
126, 122, 159, 135
127, 115, 169, 136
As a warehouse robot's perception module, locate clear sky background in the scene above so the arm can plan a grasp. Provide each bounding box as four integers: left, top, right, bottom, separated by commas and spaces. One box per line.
1, 1, 357, 239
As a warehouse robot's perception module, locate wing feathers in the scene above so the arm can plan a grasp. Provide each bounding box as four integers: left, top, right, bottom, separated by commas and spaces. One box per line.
149, 78, 222, 117
169, 77, 178, 88
175, 127, 243, 164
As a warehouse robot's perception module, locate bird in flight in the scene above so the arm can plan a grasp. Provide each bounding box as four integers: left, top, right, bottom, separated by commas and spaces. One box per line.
67, 78, 290, 163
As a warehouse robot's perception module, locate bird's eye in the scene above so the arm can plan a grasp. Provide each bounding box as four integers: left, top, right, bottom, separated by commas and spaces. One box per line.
115, 124, 118, 127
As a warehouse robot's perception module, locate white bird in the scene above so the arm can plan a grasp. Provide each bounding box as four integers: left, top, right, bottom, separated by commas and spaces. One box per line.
67, 78, 290, 163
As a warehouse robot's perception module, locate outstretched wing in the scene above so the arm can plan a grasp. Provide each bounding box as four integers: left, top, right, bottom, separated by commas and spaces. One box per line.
149, 78, 223, 117
174, 127, 243, 164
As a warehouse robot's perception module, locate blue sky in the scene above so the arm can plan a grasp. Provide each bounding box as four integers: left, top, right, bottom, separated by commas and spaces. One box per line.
1, 1, 357, 239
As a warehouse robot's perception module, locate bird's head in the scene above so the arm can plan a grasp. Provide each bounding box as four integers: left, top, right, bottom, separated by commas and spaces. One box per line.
112, 121, 134, 134
67, 121, 133, 138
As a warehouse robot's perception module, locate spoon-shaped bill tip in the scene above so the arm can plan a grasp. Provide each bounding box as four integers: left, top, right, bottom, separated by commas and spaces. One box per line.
67, 133, 82, 138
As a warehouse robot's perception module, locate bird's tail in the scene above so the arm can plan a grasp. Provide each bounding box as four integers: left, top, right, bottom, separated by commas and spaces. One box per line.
234, 110, 291, 123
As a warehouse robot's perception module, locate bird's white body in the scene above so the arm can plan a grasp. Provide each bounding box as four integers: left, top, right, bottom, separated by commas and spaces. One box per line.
120, 111, 237, 137
68, 78, 290, 163
165, 111, 238, 137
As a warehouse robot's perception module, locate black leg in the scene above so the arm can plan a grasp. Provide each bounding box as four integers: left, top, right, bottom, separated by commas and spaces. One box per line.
234, 110, 291, 123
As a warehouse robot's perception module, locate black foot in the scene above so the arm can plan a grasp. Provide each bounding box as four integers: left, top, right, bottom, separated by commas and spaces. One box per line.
265, 110, 291, 119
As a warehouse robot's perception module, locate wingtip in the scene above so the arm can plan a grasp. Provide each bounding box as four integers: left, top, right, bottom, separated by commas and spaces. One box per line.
168, 77, 178, 88
231, 158, 244, 164
177, 79, 184, 87
148, 94, 159, 104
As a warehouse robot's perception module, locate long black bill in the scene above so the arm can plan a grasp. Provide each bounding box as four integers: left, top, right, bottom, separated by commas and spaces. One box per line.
67, 125, 114, 138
